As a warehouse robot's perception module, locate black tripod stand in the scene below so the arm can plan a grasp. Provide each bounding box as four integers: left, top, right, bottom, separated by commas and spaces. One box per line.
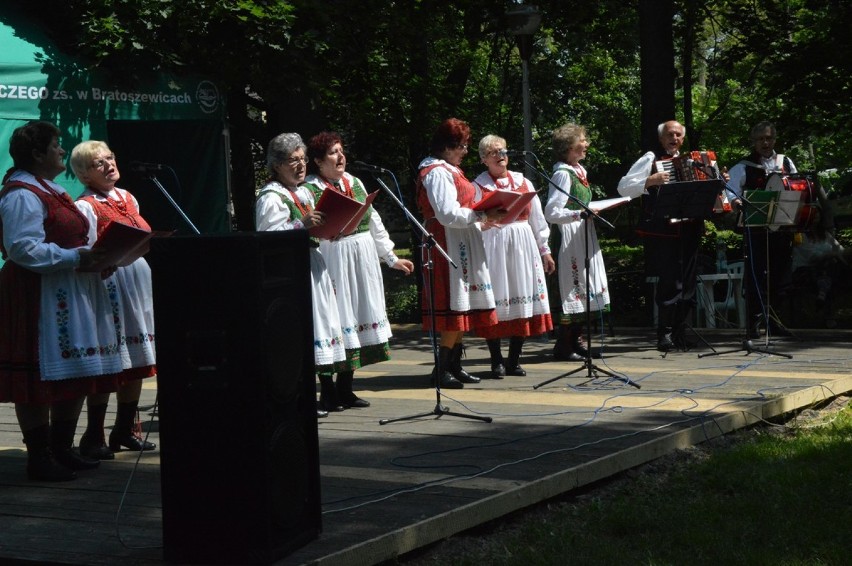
364, 173, 492, 425
512, 156, 638, 389
700, 221, 793, 359
699, 191, 794, 358
534, 206, 640, 390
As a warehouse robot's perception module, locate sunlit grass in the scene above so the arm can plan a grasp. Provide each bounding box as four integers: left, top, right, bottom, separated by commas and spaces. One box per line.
411, 404, 852, 566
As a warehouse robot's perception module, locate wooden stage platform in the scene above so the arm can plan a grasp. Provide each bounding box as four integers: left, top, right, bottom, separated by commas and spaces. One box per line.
2, 326, 851, 565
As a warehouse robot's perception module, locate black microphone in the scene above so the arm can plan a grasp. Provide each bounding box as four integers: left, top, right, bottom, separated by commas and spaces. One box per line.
505, 150, 529, 157
128, 161, 164, 173
351, 160, 389, 174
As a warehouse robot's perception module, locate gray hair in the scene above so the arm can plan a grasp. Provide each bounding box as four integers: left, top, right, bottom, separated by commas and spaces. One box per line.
478, 134, 506, 160
266, 132, 306, 174
70, 140, 111, 181
750, 121, 776, 140
657, 120, 684, 138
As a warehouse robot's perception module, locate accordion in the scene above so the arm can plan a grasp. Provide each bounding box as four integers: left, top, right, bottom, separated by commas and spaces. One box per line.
655, 150, 722, 183
655, 150, 730, 213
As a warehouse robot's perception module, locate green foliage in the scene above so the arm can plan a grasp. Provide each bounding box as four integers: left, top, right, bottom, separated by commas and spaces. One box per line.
19, 0, 852, 175
384, 282, 420, 324
13, 0, 851, 245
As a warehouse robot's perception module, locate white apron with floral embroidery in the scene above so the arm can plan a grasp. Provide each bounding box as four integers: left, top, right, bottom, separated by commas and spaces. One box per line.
38, 269, 125, 380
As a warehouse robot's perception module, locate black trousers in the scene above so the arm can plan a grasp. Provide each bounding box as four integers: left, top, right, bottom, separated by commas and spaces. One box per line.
742, 228, 793, 320
644, 223, 703, 311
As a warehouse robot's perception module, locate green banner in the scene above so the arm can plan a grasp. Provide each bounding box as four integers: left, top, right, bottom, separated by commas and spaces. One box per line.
0, 67, 225, 122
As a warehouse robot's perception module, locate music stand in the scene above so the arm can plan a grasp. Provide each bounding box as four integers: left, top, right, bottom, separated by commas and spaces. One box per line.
650, 180, 723, 354
370, 175, 493, 425
699, 189, 796, 359
651, 180, 724, 223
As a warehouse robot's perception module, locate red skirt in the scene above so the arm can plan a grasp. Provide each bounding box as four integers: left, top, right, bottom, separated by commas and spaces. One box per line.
420, 221, 497, 332
476, 312, 553, 339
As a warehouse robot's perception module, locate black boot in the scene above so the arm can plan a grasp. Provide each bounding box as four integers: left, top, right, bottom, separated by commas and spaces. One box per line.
318, 374, 345, 412
485, 339, 505, 379
554, 324, 583, 362
571, 323, 602, 359
316, 401, 329, 419
109, 402, 156, 452
336, 371, 370, 408
656, 304, 675, 352
79, 402, 114, 460
23, 425, 76, 481
449, 343, 480, 384
671, 302, 695, 350
430, 346, 464, 389
505, 336, 527, 376
51, 420, 99, 470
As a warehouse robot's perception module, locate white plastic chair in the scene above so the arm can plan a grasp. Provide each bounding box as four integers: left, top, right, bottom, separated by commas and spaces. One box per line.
713, 261, 745, 327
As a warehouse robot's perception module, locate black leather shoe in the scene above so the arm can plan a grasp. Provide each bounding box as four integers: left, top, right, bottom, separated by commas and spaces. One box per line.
319, 397, 345, 412
454, 371, 480, 384
341, 395, 371, 408
504, 365, 527, 377
574, 345, 603, 359
109, 431, 156, 452
317, 408, 329, 418
27, 451, 77, 482
430, 370, 464, 389
53, 447, 100, 470
79, 433, 115, 460
489, 363, 506, 379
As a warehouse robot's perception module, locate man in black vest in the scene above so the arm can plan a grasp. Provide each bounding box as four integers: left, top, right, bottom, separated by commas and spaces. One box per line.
726, 121, 796, 338
618, 120, 704, 352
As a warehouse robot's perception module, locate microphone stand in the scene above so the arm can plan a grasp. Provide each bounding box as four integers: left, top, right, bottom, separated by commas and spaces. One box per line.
362, 171, 492, 425
520, 156, 639, 389
137, 169, 201, 235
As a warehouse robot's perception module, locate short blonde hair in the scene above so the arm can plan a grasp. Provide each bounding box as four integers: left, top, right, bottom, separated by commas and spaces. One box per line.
552, 123, 586, 161
478, 134, 506, 160
70, 140, 112, 181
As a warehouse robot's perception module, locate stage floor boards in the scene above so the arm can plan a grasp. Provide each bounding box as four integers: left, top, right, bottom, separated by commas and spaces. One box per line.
2, 326, 851, 565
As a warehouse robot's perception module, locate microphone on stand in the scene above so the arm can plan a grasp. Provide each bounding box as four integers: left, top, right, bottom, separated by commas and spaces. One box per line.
351, 161, 389, 174
129, 161, 164, 173
505, 150, 530, 157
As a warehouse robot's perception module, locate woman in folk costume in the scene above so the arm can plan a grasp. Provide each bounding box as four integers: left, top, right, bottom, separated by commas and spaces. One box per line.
415, 118, 505, 389
472, 135, 555, 378
72, 141, 157, 459
303, 132, 413, 411
0, 121, 125, 481
544, 123, 610, 361
255, 132, 346, 418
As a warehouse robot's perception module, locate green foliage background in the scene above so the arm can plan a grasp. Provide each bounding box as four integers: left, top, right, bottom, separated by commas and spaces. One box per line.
9, 0, 852, 325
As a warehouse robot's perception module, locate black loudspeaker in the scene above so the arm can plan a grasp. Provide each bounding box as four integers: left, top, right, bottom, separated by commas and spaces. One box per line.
149, 231, 321, 565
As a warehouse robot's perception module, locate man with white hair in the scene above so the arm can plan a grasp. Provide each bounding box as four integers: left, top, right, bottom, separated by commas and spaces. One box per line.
618, 120, 704, 352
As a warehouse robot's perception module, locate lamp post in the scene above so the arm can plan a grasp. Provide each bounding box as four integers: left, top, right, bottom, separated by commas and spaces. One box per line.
507, 4, 541, 179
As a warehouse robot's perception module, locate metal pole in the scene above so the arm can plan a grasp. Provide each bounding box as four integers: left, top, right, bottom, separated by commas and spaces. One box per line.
522, 54, 534, 180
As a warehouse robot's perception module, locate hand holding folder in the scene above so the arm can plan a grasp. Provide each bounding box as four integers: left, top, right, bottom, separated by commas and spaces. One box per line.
309, 188, 379, 240
79, 221, 172, 272
473, 189, 537, 225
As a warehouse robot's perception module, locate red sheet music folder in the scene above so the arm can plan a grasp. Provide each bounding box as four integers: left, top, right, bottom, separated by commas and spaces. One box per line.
309, 189, 379, 240
80, 221, 172, 272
